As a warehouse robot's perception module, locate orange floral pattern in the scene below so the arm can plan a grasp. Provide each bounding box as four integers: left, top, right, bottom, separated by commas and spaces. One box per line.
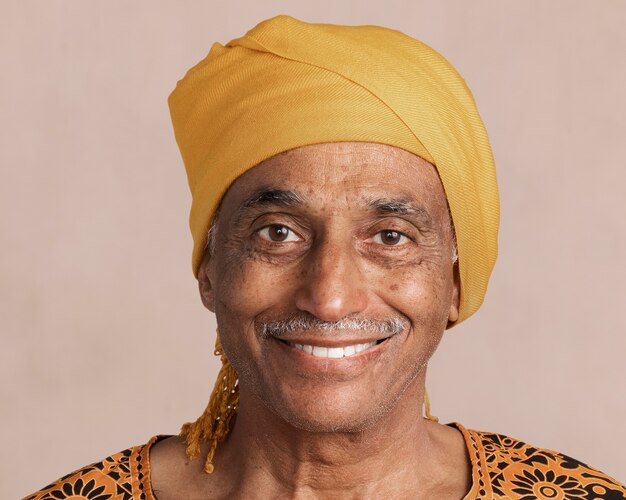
24, 436, 157, 500
25, 426, 625, 499
456, 424, 626, 499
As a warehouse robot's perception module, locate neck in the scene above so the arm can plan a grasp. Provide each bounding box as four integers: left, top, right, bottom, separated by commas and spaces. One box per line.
214, 371, 465, 498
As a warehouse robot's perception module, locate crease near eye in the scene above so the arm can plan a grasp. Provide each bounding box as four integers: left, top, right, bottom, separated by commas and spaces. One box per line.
371, 230, 411, 246
257, 224, 302, 243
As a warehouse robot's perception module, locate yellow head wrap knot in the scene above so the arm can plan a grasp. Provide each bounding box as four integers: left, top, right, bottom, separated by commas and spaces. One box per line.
169, 15, 499, 325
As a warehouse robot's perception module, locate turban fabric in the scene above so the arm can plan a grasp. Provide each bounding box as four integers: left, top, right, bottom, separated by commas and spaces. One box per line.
169, 15, 499, 325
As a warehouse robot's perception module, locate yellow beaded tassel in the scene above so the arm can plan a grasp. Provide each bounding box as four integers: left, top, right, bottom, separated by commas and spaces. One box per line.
424, 388, 439, 422
180, 333, 239, 474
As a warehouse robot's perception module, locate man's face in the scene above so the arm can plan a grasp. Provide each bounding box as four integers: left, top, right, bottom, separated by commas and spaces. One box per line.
199, 142, 459, 432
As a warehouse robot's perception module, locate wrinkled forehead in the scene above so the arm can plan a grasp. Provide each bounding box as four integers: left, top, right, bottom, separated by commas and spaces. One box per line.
218, 142, 451, 224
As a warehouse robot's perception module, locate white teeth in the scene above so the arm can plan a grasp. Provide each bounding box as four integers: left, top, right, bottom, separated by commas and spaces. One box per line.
312, 346, 327, 357
290, 341, 377, 358
327, 347, 344, 359
343, 345, 356, 356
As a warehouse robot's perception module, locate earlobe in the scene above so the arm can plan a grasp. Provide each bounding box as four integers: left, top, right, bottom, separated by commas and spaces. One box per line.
198, 253, 216, 312
447, 263, 460, 324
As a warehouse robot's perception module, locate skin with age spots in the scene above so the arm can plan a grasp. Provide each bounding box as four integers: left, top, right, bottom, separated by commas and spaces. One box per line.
150, 142, 471, 499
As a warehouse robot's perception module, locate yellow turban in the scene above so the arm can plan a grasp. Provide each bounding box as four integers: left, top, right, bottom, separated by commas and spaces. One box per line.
169, 15, 499, 325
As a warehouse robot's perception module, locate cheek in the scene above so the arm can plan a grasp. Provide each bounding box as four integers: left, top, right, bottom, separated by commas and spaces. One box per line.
378, 263, 452, 328
216, 259, 299, 314
212, 254, 303, 358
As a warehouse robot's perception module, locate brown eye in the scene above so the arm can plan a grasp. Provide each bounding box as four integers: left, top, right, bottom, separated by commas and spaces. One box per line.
258, 225, 300, 242
373, 230, 408, 246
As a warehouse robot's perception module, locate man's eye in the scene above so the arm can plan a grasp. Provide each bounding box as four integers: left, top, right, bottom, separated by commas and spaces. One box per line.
257, 225, 301, 243
372, 230, 409, 246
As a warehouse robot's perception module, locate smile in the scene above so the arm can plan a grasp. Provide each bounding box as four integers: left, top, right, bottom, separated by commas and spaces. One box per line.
285, 340, 381, 358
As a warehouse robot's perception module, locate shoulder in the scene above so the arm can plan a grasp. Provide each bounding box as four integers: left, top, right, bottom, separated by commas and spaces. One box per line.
459, 424, 626, 499
23, 437, 161, 500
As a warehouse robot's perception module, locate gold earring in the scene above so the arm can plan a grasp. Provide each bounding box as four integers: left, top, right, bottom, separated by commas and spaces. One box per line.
179, 331, 239, 473
424, 388, 439, 423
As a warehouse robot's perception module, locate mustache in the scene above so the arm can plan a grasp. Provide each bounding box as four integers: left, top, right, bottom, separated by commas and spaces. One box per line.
260, 313, 408, 339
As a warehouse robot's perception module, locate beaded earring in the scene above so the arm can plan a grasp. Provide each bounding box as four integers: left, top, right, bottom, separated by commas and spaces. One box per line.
180, 332, 239, 474
424, 388, 439, 422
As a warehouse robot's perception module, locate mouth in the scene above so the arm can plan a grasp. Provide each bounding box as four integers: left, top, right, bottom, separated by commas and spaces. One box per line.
277, 338, 389, 359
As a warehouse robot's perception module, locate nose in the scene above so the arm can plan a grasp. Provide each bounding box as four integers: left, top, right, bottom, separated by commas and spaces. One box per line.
294, 235, 369, 321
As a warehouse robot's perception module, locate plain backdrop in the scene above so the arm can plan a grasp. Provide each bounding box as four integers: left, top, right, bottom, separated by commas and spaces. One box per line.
2, 1, 625, 497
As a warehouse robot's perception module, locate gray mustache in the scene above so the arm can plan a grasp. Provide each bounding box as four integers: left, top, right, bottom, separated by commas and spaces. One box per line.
260, 314, 408, 339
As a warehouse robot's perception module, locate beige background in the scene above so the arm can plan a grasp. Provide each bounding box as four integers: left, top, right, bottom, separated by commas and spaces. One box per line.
2, 0, 625, 497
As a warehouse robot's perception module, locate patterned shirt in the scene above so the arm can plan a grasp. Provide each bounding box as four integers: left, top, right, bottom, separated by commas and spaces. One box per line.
24, 423, 626, 499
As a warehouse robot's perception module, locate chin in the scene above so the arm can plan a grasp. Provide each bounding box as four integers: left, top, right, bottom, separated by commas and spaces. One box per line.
277, 406, 387, 434
262, 387, 401, 434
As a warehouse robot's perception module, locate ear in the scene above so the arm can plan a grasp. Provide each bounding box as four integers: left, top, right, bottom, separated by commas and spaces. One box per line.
447, 262, 460, 326
198, 251, 216, 312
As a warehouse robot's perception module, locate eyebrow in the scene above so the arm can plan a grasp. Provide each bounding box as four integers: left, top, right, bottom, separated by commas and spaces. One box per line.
232, 188, 304, 226
366, 197, 434, 228
240, 188, 304, 210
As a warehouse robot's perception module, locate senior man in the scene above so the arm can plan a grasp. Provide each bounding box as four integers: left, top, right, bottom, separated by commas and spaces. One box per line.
27, 15, 625, 500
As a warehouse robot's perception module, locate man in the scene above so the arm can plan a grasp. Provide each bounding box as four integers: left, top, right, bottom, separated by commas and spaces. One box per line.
26, 15, 625, 500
